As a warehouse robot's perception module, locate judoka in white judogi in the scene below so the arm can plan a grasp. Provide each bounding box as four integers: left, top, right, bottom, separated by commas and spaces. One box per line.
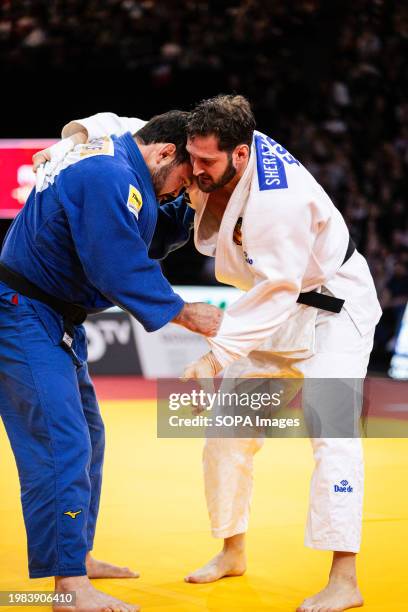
45, 112, 381, 556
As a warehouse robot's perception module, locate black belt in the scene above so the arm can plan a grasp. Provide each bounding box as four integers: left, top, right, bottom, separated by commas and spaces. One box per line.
0, 262, 87, 351
0, 234, 356, 334
296, 236, 356, 313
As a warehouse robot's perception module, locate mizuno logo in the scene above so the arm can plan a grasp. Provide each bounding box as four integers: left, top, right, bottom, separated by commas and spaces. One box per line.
64, 510, 82, 519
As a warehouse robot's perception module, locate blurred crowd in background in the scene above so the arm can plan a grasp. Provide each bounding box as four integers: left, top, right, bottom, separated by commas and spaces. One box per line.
0, 0, 407, 369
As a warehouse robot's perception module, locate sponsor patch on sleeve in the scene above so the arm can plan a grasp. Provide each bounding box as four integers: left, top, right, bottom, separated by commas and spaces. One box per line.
255, 134, 288, 191
127, 184, 143, 219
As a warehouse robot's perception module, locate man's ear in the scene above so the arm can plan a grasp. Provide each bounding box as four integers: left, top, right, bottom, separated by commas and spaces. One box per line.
233, 144, 250, 165
157, 142, 176, 162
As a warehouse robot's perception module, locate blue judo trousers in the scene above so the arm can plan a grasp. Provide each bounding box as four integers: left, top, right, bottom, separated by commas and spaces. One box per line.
0, 132, 193, 578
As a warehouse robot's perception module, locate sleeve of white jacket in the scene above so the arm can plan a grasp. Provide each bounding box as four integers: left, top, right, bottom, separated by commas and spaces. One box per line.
61, 112, 147, 140
208, 196, 317, 369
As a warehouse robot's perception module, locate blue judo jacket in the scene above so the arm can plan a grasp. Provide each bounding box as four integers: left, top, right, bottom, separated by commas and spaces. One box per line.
0, 132, 194, 339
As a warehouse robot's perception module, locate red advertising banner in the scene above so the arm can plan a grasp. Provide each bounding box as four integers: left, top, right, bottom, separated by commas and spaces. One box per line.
0, 139, 57, 218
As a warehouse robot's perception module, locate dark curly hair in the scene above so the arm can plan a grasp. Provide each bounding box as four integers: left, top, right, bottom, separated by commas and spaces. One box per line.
136, 110, 190, 164
187, 95, 256, 151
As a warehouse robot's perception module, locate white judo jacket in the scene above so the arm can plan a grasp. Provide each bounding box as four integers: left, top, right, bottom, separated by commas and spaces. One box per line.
61, 113, 382, 369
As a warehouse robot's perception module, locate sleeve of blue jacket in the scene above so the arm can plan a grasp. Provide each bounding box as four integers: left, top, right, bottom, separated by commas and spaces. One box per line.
148, 195, 195, 260
59, 160, 185, 332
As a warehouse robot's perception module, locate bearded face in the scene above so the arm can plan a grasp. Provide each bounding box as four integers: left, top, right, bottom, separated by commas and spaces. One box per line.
196, 152, 237, 193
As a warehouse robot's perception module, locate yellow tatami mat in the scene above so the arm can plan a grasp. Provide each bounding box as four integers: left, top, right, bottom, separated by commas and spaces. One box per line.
0, 399, 407, 611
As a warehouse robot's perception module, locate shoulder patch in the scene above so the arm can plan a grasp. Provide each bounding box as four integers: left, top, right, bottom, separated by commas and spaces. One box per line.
127, 184, 143, 219
255, 134, 288, 191
78, 136, 114, 158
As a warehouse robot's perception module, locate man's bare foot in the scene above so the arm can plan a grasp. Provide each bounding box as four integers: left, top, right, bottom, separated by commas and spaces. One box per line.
185, 549, 246, 584
86, 553, 139, 579
185, 533, 246, 584
54, 575, 140, 612
296, 576, 364, 612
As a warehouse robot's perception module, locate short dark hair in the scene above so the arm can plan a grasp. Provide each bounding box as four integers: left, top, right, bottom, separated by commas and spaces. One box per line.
187, 95, 256, 151
135, 110, 190, 164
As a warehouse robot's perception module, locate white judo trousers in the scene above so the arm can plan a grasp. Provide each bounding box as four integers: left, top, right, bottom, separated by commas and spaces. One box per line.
204, 305, 374, 553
